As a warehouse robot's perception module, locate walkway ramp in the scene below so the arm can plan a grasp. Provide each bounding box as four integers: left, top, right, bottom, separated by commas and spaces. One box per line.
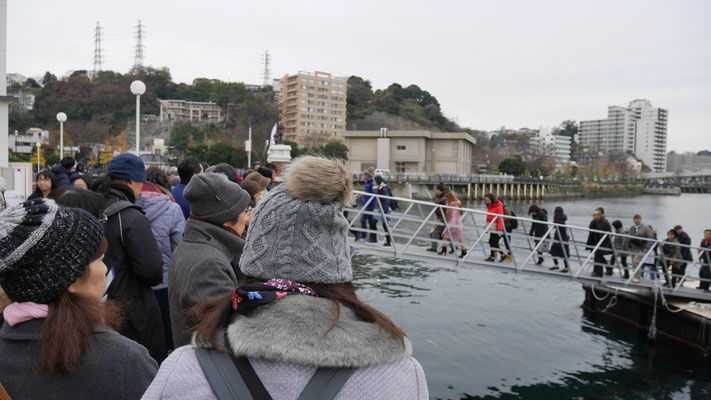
345, 190, 711, 303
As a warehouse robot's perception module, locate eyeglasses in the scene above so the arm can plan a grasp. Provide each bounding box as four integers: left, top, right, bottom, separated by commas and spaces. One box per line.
99, 213, 108, 224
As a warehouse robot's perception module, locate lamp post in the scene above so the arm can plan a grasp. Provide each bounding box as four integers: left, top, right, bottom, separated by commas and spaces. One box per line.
130, 80, 146, 155
36, 142, 41, 174
13, 130, 17, 154
275, 123, 284, 145
56, 112, 67, 159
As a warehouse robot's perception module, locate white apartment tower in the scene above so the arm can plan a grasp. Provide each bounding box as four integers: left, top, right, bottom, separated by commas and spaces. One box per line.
579, 99, 667, 172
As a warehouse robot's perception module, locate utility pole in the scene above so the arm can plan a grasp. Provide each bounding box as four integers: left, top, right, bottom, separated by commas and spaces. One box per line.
93, 21, 103, 77
247, 124, 252, 168
261, 50, 271, 87
133, 20, 145, 70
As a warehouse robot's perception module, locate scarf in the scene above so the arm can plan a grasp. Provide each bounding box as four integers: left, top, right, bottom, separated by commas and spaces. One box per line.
231, 279, 317, 314
3, 302, 49, 326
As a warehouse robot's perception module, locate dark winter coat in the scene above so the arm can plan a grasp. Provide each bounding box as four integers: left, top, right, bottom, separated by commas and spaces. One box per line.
169, 219, 245, 347
171, 183, 190, 219
50, 164, 71, 187
376, 183, 392, 214
529, 208, 548, 237
701, 239, 711, 266
136, 191, 185, 291
586, 217, 613, 256
362, 179, 376, 211
677, 231, 692, 261
0, 318, 158, 400
101, 182, 166, 360
70, 161, 86, 183
550, 214, 570, 258
434, 193, 447, 222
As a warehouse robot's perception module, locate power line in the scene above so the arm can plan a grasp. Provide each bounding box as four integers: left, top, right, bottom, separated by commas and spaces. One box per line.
133, 20, 145, 69
93, 21, 103, 76
261, 50, 271, 86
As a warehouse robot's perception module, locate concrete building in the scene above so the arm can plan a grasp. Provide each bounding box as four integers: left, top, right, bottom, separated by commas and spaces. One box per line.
344, 129, 476, 175
8, 90, 34, 113
529, 129, 572, 170
667, 151, 711, 172
280, 71, 347, 146
9, 128, 49, 155
158, 99, 225, 123
579, 99, 667, 172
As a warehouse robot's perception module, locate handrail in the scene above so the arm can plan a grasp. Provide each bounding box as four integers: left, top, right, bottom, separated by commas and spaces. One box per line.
346, 189, 711, 301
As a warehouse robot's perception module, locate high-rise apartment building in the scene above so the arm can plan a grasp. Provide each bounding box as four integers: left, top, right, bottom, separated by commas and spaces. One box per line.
579, 99, 667, 172
280, 71, 347, 146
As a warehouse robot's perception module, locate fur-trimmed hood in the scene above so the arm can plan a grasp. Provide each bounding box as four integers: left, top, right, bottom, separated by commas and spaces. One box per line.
285, 156, 353, 206
201, 295, 412, 368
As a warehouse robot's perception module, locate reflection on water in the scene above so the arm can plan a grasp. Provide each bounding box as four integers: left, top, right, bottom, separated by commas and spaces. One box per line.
352, 254, 451, 298
351, 194, 711, 400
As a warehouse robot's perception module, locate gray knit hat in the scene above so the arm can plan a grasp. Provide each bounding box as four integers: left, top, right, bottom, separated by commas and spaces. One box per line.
239, 156, 354, 283
184, 172, 250, 225
0, 198, 104, 303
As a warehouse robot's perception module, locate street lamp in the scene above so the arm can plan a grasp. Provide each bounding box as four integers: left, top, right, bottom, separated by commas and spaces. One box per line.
13, 130, 18, 154
275, 123, 284, 145
36, 142, 41, 174
130, 80, 146, 155
56, 112, 67, 159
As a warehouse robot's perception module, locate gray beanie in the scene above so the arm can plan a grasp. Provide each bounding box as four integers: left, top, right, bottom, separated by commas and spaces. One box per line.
239, 156, 354, 283
184, 172, 250, 225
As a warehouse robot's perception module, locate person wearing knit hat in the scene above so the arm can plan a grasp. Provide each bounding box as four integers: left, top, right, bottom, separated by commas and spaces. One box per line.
92, 153, 167, 361
168, 172, 252, 347
144, 156, 429, 399
0, 199, 158, 399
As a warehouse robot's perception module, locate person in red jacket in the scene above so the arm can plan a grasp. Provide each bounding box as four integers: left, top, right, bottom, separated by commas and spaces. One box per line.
484, 193, 505, 262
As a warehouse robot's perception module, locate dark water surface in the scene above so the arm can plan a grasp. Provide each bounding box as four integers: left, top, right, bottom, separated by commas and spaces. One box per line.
352, 194, 711, 399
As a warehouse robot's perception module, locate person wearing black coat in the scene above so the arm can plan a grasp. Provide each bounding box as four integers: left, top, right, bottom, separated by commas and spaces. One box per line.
586, 207, 614, 277
93, 154, 167, 362
528, 205, 549, 265
674, 225, 692, 287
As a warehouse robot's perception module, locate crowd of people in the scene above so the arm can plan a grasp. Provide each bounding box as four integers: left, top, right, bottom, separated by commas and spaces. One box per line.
352, 167, 711, 290
0, 155, 428, 399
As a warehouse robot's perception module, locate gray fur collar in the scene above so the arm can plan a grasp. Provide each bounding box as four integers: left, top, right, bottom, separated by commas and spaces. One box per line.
219, 295, 412, 368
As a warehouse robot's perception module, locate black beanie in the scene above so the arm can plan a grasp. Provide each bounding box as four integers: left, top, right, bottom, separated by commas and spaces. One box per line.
0, 199, 104, 303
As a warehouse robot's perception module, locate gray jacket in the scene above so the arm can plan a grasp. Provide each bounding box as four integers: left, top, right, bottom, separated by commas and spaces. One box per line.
142, 295, 429, 400
613, 227, 630, 253
168, 219, 244, 347
628, 223, 655, 251
0, 318, 157, 400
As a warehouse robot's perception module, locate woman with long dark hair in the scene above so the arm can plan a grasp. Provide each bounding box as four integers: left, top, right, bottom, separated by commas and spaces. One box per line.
0, 199, 157, 399
549, 206, 570, 272
27, 170, 57, 200
143, 156, 428, 399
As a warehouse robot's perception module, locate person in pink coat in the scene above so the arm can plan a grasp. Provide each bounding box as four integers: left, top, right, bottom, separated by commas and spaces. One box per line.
440, 191, 467, 258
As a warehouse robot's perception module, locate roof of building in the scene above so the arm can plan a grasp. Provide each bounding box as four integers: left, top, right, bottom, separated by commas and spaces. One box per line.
344, 130, 477, 145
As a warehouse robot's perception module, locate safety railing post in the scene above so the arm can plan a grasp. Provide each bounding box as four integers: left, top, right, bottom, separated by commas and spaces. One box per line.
518, 225, 556, 272
573, 233, 610, 279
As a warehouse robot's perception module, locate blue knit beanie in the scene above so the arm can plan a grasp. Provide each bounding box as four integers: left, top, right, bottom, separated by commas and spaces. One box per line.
108, 153, 146, 182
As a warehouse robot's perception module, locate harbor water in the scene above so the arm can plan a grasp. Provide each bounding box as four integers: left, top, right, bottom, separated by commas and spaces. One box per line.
352, 193, 711, 399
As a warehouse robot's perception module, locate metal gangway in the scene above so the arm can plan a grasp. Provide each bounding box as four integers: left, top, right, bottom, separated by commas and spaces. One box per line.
345, 190, 711, 302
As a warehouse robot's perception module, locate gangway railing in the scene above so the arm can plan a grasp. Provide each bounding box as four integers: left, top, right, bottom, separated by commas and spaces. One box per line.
344, 190, 711, 302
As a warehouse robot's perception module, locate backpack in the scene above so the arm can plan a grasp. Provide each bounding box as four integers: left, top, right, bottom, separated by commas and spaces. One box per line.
104, 200, 143, 246
195, 345, 355, 400
503, 206, 518, 230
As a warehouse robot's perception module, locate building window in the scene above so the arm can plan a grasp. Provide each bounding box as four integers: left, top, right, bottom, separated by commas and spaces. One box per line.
396, 145, 406, 151
452, 142, 458, 157
395, 162, 406, 173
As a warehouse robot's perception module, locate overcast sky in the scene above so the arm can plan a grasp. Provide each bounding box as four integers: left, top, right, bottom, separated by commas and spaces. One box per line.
8, 0, 711, 152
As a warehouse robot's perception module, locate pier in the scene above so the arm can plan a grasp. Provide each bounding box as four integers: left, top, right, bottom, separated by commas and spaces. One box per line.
346, 190, 711, 354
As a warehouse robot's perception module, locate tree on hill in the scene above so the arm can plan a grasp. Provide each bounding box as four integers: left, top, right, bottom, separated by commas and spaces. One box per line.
498, 156, 526, 176
346, 76, 460, 132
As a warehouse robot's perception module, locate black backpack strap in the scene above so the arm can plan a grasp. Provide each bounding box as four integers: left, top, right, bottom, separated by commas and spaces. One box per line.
195, 348, 254, 400
230, 356, 273, 400
297, 367, 356, 400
